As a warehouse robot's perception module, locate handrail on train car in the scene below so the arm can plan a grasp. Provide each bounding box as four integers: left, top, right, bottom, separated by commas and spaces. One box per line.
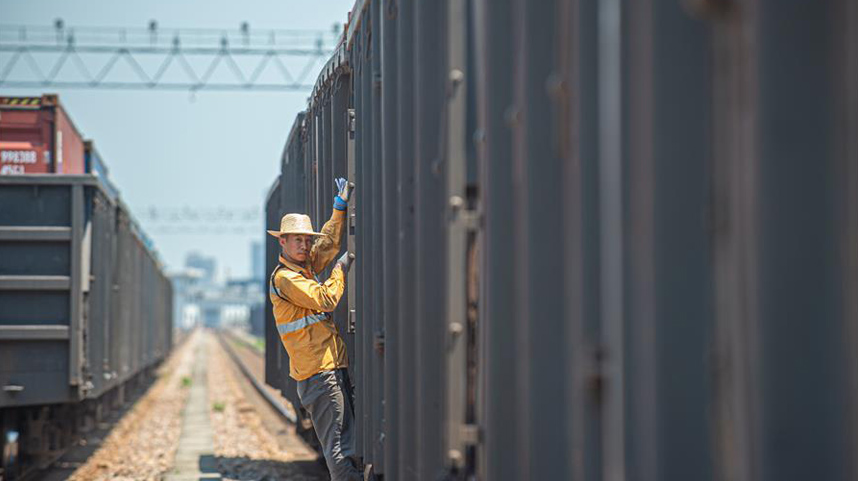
308, 0, 369, 107
310, 44, 349, 105
345, 0, 371, 53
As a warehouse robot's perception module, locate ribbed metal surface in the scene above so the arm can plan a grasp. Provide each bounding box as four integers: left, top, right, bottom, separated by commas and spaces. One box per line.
264, 115, 308, 417
380, 0, 400, 475
395, 0, 418, 477
0, 176, 172, 408
263, 1, 858, 480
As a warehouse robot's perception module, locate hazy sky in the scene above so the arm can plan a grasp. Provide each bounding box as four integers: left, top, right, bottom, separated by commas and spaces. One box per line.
0, 0, 354, 280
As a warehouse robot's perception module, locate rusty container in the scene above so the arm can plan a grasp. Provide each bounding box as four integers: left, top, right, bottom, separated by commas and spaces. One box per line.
0, 94, 86, 175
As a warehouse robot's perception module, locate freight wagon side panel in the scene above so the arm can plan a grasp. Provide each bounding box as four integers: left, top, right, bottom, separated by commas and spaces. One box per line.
329, 72, 354, 377
130, 235, 143, 376
0, 172, 170, 410
142, 250, 160, 367
0, 341, 72, 406
264, 178, 281, 391
115, 210, 135, 383
265, 113, 306, 414
162, 272, 174, 358
0, 178, 93, 407
153, 270, 171, 365
109, 204, 168, 384
84, 187, 119, 398
278, 119, 306, 412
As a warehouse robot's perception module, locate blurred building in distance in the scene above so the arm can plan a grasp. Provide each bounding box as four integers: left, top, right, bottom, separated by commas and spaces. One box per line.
185, 251, 217, 283
172, 248, 264, 336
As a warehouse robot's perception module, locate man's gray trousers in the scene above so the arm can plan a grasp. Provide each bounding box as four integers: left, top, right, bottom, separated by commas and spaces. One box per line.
297, 368, 362, 481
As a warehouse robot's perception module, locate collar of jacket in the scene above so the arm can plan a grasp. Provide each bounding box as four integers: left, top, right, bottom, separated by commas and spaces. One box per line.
279, 254, 311, 276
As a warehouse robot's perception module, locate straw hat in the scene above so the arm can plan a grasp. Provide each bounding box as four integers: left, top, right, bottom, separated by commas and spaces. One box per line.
267, 213, 324, 238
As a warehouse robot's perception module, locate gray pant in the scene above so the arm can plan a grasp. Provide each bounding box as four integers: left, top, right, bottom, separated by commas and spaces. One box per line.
297, 369, 362, 481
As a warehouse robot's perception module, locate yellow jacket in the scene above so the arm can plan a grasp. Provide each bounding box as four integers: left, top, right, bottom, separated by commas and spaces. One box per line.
269, 209, 348, 380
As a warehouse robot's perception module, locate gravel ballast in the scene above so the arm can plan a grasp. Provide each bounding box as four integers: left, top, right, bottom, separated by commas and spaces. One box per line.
68, 331, 198, 480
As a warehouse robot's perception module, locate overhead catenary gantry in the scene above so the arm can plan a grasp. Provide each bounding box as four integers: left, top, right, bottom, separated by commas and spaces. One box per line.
0, 21, 340, 92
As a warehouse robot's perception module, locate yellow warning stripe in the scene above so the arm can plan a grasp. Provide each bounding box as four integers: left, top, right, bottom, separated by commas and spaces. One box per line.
0, 97, 41, 108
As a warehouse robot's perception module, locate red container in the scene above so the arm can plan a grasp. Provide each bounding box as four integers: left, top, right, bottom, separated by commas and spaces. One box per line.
0, 94, 85, 175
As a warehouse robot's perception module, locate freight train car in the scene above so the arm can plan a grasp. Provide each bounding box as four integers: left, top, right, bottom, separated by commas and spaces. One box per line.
264, 110, 355, 450
265, 1, 858, 480
0, 114, 172, 478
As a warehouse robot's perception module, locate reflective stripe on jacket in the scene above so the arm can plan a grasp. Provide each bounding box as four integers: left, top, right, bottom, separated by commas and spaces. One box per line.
270, 209, 348, 381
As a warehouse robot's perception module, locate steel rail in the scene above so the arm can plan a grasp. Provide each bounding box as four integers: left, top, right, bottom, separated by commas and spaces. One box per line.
215, 330, 297, 424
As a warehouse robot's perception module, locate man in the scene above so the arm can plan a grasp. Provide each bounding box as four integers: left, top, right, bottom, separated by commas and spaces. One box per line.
267, 177, 361, 481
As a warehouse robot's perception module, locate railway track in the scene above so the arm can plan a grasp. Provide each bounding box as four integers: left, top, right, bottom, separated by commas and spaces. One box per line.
6, 366, 164, 481
6, 330, 324, 481
4, 337, 195, 481
215, 330, 297, 423
21, 333, 197, 481
214, 329, 322, 452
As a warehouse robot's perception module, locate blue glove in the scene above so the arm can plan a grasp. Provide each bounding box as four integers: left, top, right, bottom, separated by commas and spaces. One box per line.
333, 177, 353, 211
334, 196, 348, 211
